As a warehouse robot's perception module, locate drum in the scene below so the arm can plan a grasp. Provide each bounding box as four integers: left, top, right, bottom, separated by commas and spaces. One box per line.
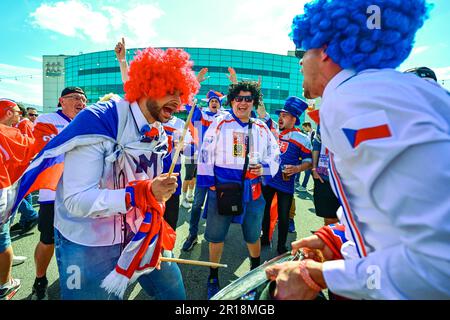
210, 251, 304, 300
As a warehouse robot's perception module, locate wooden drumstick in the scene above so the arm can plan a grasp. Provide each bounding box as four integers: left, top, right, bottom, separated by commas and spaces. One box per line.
167, 101, 196, 177
160, 256, 228, 268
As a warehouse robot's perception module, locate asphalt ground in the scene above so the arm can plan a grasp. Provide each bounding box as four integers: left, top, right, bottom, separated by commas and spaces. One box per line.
9, 172, 323, 300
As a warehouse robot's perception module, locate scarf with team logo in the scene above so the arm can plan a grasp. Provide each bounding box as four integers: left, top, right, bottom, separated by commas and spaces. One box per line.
9, 100, 175, 299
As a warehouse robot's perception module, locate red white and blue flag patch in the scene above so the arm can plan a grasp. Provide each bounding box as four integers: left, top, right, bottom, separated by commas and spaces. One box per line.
341, 111, 393, 149
343, 124, 392, 148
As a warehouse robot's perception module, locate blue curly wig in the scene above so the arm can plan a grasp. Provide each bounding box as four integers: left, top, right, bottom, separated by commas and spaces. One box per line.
290, 0, 432, 71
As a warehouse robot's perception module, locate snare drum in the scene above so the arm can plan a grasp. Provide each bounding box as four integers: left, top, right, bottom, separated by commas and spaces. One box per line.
210, 251, 304, 300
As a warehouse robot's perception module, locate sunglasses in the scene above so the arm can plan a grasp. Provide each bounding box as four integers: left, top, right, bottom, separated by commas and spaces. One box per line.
234, 96, 254, 103
295, 48, 306, 59
63, 94, 87, 104
28, 113, 38, 117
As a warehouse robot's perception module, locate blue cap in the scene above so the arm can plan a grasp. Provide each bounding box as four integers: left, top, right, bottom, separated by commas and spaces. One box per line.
202, 90, 225, 106
275, 96, 308, 126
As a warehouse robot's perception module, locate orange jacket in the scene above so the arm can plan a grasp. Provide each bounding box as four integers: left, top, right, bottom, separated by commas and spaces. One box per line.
16, 118, 34, 138
0, 123, 57, 188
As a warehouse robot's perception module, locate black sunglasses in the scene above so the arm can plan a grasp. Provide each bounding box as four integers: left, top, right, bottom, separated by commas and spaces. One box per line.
295, 48, 306, 59
234, 96, 254, 103
28, 113, 38, 117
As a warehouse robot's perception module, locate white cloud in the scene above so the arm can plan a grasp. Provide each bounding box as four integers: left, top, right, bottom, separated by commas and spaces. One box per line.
30, 1, 110, 43
30, 1, 164, 46
26, 56, 43, 63
29, 0, 305, 53
212, 0, 308, 54
122, 5, 164, 47
0, 64, 42, 106
411, 46, 430, 56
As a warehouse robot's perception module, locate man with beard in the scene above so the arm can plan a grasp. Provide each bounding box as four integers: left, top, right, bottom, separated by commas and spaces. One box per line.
18, 47, 200, 299
260, 97, 312, 254
266, 0, 450, 299
114, 39, 193, 232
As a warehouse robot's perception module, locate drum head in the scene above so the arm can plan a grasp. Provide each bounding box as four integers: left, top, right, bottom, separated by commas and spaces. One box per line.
210, 251, 303, 300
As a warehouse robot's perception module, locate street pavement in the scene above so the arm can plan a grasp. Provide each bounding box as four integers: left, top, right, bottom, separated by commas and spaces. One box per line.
9, 176, 322, 300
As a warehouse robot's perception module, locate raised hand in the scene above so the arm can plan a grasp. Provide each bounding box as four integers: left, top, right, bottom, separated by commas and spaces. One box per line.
256, 98, 266, 118
257, 75, 262, 88
226, 67, 238, 84
196, 68, 209, 83
115, 37, 126, 61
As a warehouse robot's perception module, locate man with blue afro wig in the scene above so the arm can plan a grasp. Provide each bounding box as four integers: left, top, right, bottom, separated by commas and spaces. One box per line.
265, 0, 450, 300
291, 0, 429, 72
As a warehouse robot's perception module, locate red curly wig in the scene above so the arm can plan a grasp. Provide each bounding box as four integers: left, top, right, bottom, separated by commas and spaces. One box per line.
124, 48, 200, 105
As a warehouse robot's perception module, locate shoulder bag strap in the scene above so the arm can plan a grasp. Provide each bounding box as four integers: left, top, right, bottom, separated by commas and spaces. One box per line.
241, 120, 252, 182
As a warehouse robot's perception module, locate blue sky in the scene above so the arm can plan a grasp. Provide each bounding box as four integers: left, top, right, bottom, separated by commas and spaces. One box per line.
0, 0, 449, 105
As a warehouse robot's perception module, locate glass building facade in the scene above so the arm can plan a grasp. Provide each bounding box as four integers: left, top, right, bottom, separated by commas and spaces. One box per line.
64, 47, 305, 120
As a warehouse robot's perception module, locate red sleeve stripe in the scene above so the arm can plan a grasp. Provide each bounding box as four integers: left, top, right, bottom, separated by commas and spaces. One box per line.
354, 124, 391, 148
289, 139, 312, 155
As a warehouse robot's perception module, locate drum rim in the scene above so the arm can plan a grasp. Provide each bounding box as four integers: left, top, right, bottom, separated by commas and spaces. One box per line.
210, 251, 304, 300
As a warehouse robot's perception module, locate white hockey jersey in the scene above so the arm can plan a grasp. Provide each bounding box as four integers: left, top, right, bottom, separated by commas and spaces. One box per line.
320, 68, 450, 299
197, 112, 280, 188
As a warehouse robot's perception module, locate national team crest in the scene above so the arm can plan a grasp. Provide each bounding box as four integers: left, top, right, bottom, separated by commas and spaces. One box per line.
233, 132, 248, 158
279, 141, 289, 154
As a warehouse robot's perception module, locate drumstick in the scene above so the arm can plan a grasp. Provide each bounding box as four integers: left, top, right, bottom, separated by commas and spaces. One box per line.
160, 256, 228, 268
167, 101, 196, 177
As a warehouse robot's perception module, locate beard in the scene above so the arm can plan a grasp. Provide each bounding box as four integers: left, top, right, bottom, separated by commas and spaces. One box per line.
145, 99, 169, 123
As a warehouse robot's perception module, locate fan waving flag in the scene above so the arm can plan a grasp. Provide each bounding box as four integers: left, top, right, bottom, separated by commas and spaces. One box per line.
0, 122, 57, 225
9, 102, 120, 216
8, 99, 175, 298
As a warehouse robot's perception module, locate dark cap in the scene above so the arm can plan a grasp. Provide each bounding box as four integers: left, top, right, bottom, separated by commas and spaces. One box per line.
58, 86, 86, 107
404, 67, 437, 82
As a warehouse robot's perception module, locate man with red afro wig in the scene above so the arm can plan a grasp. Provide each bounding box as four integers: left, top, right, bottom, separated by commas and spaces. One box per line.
124, 47, 199, 122
21, 46, 201, 299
